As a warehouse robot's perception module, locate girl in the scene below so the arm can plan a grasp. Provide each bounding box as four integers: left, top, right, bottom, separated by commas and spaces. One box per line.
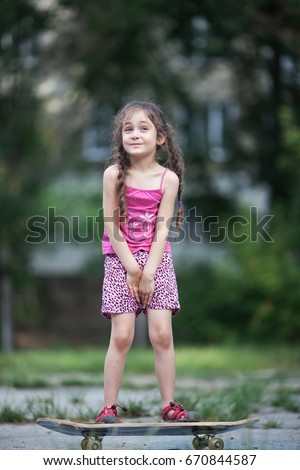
97, 100, 199, 423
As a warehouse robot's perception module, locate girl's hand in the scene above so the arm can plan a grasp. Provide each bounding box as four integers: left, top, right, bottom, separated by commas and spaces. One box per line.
126, 268, 142, 304
138, 272, 155, 309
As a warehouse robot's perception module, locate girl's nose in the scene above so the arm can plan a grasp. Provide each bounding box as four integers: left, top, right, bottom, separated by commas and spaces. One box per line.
132, 128, 140, 138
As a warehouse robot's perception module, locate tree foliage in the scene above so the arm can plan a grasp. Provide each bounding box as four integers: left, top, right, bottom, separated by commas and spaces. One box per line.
0, 1, 54, 347
57, 1, 300, 204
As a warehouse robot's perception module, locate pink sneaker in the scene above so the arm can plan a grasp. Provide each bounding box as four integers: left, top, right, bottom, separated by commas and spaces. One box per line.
95, 403, 127, 423
162, 402, 199, 422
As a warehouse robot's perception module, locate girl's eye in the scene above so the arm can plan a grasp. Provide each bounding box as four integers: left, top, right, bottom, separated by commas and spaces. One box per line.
123, 127, 132, 132
141, 127, 148, 131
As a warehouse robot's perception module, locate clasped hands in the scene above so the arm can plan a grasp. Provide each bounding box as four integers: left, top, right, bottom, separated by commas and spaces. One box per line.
126, 268, 154, 309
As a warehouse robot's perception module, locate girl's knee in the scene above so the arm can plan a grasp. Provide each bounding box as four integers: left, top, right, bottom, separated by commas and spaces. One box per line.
149, 328, 173, 350
112, 330, 134, 352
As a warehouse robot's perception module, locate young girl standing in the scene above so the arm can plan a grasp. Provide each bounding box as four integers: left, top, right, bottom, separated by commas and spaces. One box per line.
97, 100, 199, 423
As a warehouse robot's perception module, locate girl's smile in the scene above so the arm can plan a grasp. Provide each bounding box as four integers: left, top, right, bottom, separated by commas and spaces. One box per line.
122, 109, 164, 159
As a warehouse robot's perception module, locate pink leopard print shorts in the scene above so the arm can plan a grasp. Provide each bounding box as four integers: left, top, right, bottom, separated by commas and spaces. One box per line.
101, 250, 180, 319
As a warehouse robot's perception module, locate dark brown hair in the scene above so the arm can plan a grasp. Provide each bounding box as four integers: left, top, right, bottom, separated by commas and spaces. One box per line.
107, 100, 184, 229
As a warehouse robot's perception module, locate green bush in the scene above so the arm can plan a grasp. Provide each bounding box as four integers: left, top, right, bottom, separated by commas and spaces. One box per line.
174, 220, 300, 344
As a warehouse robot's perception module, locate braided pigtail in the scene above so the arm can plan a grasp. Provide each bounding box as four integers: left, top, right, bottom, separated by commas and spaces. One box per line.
116, 147, 130, 224
164, 127, 185, 230
109, 109, 131, 224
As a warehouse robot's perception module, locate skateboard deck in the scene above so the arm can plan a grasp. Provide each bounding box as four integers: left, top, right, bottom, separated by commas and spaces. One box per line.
37, 417, 259, 450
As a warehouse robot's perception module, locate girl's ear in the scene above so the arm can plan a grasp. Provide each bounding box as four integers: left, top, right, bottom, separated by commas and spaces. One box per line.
157, 133, 166, 146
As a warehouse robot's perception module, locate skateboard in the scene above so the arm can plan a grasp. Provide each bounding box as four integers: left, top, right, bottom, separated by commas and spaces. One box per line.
37, 417, 259, 450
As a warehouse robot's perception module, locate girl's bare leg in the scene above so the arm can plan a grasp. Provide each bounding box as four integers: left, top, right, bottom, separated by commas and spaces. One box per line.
103, 312, 136, 407
147, 309, 176, 408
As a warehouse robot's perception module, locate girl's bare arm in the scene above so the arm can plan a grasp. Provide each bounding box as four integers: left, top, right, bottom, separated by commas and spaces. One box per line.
102, 165, 141, 302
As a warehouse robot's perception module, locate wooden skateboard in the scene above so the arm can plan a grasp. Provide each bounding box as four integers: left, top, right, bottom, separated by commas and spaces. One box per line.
37, 417, 259, 450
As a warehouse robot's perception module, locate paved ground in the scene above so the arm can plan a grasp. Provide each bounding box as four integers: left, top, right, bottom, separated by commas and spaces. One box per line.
0, 375, 299, 450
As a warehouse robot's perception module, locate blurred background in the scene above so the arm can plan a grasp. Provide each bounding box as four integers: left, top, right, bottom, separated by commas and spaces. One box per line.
1, 0, 300, 352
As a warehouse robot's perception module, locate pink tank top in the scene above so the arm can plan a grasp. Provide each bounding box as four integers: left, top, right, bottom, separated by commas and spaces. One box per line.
102, 168, 171, 254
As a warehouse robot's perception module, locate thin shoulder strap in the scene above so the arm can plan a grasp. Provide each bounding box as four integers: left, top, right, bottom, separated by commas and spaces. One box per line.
160, 168, 169, 190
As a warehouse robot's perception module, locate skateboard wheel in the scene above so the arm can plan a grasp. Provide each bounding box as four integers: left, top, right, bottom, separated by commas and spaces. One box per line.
86, 439, 102, 450
81, 438, 89, 450
208, 437, 224, 450
192, 437, 206, 450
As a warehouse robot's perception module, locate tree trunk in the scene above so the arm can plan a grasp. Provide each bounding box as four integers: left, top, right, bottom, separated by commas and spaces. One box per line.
1, 274, 13, 352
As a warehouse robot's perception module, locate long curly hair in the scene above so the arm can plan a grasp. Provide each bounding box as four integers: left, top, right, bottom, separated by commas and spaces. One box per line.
107, 100, 184, 229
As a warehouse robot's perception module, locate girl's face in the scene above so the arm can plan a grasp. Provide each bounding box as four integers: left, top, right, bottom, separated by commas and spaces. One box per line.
122, 109, 165, 160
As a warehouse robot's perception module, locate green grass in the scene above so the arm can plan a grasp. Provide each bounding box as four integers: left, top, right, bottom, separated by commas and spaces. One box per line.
263, 420, 282, 429
0, 403, 25, 423
0, 378, 265, 423
26, 394, 67, 421
0, 345, 299, 384
0, 344, 299, 423
175, 345, 300, 374
271, 388, 300, 412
